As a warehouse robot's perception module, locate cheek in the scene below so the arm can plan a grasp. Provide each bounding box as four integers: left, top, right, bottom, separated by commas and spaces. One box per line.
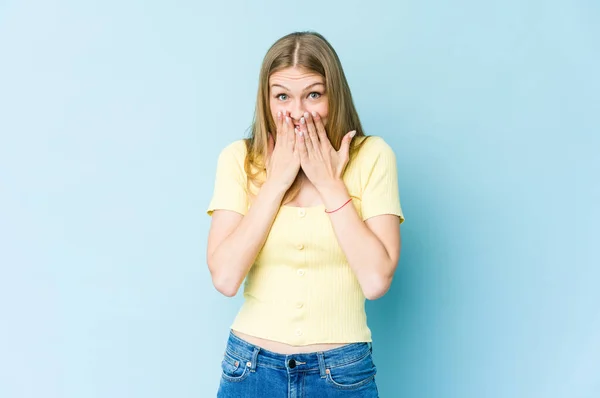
306, 103, 328, 119
269, 100, 283, 119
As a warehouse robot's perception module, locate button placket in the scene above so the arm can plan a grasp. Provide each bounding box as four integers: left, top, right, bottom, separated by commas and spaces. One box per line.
293, 210, 308, 345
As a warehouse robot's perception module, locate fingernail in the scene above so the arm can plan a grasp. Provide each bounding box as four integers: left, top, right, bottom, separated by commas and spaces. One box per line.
277, 111, 281, 118
350, 130, 356, 137
286, 116, 290, 124
304, 112, 310, 118
300, 117, 305, 124
311, 111, 317, 117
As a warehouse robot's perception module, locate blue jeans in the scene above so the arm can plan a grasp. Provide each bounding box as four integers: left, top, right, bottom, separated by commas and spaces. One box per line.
216, 331, 379, 397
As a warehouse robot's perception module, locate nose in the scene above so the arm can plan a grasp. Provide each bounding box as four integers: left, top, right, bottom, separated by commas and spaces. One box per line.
289, 100, 305, 124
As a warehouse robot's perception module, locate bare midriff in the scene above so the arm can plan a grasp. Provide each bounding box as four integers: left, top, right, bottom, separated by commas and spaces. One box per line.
231, 329, 348, 354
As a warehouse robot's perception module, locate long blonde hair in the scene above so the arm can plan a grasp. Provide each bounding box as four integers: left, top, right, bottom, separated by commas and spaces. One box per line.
244, 31, 369, 202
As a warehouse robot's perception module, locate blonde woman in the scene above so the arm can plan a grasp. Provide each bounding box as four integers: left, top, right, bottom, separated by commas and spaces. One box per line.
207, 31, 405, 397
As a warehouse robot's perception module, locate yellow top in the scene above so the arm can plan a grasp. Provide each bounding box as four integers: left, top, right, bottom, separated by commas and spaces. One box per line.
207, 136, 404, 345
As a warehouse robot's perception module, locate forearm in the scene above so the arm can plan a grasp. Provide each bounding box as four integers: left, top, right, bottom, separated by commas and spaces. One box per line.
209, 181, 285, 296
319, 181, 396, 300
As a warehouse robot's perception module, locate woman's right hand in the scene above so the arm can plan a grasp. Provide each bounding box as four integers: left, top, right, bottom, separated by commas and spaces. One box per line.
266, 111, 301, 190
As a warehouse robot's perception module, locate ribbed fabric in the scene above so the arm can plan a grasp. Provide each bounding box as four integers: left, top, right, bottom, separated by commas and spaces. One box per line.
207, 136, 404, 345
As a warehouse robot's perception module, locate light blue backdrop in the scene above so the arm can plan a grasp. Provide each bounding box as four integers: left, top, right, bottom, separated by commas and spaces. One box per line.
0, 0, 598, 397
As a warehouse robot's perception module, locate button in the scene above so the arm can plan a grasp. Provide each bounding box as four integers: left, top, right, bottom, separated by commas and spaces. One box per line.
297, 244, 304, 250
295, 302, 304, 309
297, 269, 305, 276
295, 329, 303, 336
288, 359, 296, 368
298, 208, 306, 217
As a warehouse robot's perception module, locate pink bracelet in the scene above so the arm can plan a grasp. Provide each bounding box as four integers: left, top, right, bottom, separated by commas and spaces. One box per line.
324, 198, 352, 214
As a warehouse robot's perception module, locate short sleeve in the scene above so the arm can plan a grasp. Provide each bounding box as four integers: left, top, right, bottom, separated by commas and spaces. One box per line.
206, 140, 249, 216
360, 137, 405, 223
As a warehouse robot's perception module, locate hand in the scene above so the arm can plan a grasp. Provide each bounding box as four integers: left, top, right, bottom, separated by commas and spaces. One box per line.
296, 111, 356, 190
266, 111, 301, 190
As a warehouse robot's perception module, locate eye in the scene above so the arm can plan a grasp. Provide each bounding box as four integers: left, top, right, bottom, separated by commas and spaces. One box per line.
276, 93, 288, 101
308, 92, 321, 99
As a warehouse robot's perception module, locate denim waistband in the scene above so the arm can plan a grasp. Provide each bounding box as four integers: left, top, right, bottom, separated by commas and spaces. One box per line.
224, 330, 372, 374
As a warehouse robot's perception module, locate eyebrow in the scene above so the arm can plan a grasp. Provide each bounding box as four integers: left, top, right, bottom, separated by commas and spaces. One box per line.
270, 82, 325, 91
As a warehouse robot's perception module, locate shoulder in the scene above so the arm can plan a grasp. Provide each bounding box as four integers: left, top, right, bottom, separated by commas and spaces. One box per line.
215, 139, 250, 171
213, 139, 250, 179
352, 135, 397, 166
218, 139, 248, 161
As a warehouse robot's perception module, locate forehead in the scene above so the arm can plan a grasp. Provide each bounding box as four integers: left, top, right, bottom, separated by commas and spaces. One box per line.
269, 67, 324, 88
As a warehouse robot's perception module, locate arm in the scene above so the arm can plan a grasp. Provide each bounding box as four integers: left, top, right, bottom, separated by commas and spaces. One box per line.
207, 181, 286, 297
318, 182, 401, 300
207, 111, 300, 297
296, 111, 404, 300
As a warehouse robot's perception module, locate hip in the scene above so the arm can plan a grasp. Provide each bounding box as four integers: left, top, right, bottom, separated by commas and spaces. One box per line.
217, 330, 379, 398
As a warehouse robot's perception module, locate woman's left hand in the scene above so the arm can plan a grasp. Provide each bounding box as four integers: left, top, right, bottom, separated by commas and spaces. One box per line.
296, 111, 356, 190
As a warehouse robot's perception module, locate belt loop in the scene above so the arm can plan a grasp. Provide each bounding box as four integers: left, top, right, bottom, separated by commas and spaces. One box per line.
317, 352, 326, 378
249, 346, 260, 371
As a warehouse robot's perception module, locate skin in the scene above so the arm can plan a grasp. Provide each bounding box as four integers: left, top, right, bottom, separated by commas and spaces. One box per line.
207, 67, 402, 354
268, 67, 329, 136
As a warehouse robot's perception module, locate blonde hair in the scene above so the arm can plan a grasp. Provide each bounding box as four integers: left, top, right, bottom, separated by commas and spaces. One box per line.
244, 31, 369, 202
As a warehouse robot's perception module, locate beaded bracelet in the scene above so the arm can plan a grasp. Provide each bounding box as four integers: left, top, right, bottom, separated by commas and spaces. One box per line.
324, 198, 352, 214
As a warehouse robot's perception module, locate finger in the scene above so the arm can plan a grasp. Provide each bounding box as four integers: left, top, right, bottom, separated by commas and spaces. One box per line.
275, 111, 283, 138
296, 114, 308, 151
304, 112, 319, 148
311, 111, 329, 147
298, 124, 313, 155
301, 114, 317, 154
271, 112, 281, 150
275, 111, 286, 145
280, 112, 292, 147
298, 112, 309, 136
285, 114, 295, 146
338, 130, 356, 161
278, 110, 288, 133
296, 129, 308, 161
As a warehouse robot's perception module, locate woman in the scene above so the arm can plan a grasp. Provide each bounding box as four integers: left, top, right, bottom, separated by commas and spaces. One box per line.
206, 31, 404, 397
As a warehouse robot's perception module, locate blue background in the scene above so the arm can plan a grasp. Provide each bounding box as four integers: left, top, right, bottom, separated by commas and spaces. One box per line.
1, 1, 598, 397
